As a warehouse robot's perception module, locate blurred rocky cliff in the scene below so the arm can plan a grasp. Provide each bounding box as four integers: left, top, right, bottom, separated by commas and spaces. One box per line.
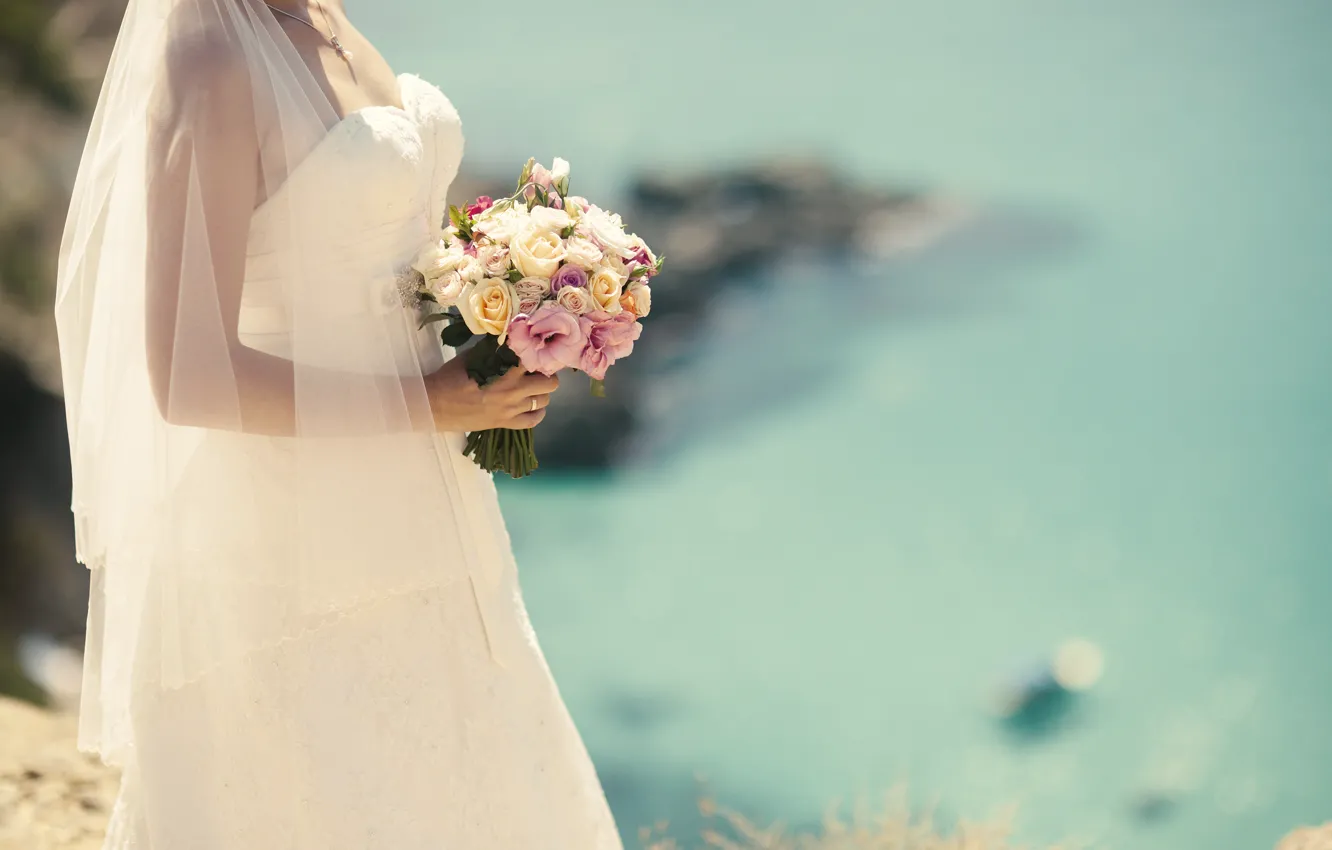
1, 0, 128, 392
1, 0, 129, 694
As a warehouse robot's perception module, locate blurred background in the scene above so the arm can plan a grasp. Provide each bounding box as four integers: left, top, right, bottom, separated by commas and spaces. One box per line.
2, 1, 1330, 848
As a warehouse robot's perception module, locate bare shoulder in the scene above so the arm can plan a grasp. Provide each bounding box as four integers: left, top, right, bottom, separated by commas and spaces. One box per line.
155, 6, 256, 128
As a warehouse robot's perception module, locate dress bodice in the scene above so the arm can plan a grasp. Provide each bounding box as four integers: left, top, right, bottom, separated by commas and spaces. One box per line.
237, 74, 464, 375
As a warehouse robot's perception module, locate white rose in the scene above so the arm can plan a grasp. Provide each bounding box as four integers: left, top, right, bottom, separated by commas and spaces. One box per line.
510, 226, 566, 279
478, 245, 511, 277
551, 157, 570, 182
457, 278, 518, 340
583, 205, 636, 257
587, 266, 624, 315
513, 276, 552, 302
528, 206, 572, 235
428, 270, 465, 307
456, 254, 485, 284
416, 240, 445, 268
555, 285, 593, 315
625, 282, 651, 318
473, 205, 529, 243
563, 236, 604, 270
420, 240, 466, 279
600, 251, 629, 279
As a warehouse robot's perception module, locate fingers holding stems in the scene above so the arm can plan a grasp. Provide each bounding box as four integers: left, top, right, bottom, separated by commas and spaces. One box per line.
481, 367, 557, 430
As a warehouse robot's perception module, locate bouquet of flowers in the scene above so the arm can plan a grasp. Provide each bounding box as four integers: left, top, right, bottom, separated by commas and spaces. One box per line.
404, 158, 663, 478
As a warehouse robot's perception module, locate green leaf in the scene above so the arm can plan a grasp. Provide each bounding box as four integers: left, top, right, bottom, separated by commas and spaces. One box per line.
654, 254, 665, 272
463, 333, 515, 386
440, 320, 475, 348
448, 205, 477, 241
628, 265, 648, 281
506, 268, 523, 283
417, 311, 453, 330
554, 175, 570, 197
535, 185, 549, 207
560, 224, 577, 239
590, 378, 606, 398
496, 343, 521, 371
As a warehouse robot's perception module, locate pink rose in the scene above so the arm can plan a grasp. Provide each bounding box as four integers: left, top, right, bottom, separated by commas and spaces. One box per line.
513, 276, 552, 303
506, 303, 586, 376
517, 296, 543, 316
577, 310, 642, 380
555, 285, 593, 315
530, 164, 553, 189
466, 196, 494, 217
479, 245, 510, 277
625, 235, 658, 278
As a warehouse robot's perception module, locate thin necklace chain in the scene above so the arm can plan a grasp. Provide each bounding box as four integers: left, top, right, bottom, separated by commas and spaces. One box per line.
266, 1, 353, 62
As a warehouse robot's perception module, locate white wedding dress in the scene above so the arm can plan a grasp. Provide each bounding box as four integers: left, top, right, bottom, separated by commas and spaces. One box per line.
96, 74, 624, 849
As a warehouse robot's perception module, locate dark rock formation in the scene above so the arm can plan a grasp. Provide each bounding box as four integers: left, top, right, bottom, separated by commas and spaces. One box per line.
0, 352, 83, 639
453, 163, 972, 473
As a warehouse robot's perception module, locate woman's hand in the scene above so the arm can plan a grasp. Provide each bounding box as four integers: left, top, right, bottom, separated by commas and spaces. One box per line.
423, 356, 558, 433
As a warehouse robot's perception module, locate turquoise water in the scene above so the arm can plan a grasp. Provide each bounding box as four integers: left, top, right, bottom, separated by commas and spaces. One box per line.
363, 3, 1332, 847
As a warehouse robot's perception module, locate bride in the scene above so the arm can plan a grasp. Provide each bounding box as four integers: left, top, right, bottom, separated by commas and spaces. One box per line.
54, 0, 623, 846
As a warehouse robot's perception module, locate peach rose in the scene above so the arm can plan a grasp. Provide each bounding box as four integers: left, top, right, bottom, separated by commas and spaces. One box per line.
587, 266, 625, 315
457, 278, 518, 341
624, 282, 651, 318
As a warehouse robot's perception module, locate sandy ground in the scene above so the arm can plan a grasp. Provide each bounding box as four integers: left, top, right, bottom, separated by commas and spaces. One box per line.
0, 698, 116, 850
1281, 826, 1332, 850
1, 695, 1327, 850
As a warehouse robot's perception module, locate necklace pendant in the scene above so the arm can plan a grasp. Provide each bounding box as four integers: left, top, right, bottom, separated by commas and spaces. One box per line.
331, 35, 353, 62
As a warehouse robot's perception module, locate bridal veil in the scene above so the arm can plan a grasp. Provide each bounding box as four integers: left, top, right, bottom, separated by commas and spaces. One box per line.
55, 0, 483, 768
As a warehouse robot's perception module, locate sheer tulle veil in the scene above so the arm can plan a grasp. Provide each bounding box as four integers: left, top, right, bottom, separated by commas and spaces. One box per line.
55, 0, 491, 767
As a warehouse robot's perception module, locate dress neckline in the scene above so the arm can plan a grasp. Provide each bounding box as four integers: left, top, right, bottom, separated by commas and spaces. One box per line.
252, 74, 425, 216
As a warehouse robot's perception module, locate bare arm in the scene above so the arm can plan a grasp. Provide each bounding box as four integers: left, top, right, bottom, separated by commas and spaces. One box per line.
142, 51, 554, 437
142, 49, 412, 436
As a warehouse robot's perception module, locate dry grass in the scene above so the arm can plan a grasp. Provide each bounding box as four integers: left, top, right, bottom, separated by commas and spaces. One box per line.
640, 791, 1058, 850
641, 792, 1332, 850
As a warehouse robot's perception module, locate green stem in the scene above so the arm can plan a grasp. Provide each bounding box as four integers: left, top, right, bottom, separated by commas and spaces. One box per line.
462, 424, 540, 478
